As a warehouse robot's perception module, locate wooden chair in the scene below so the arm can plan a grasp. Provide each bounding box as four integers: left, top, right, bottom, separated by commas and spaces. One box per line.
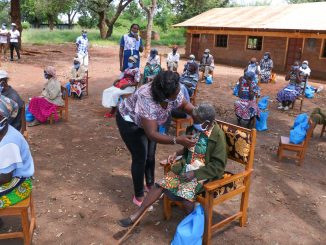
277, 120, 314, 166
162, 119, 257, 245
20, 103, 28, 139
291, 81, 307, 112
171, 117, 193, 137
49, 86, 68, 124
0, 194, 36, 245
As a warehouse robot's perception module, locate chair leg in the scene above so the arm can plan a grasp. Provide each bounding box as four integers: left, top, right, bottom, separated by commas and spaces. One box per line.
21, 209, 31, 245
202, 195, 213, 245
239, 187, 250, 227
299, 100, 303, 112
277, 145, 283, 161
163, 196, 172, 220
49, 115, 53, 124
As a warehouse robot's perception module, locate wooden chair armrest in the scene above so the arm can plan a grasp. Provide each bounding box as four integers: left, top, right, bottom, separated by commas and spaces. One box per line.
203, 170, 253, 192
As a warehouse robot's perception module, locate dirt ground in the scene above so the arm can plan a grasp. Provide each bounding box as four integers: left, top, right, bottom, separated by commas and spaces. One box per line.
0, 43, 325, 245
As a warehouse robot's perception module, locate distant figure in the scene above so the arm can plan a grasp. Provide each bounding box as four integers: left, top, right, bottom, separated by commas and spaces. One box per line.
119, 23, 144, 72
166, 45, 180, 71
76, 30, 89, 68
0, 23, 8, 60
259, 52, 273, 83
180, 62, 199, 97
199, 49, 214, 78
0, 70, 24, 131
244, 57, 260, 83
9, 23, 20, 61
299, 60, 311, 88
65, 57, 87, 99
143, 48, 161, 84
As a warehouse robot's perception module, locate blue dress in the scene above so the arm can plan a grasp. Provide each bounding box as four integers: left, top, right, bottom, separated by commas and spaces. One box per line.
120, 33, 143, 71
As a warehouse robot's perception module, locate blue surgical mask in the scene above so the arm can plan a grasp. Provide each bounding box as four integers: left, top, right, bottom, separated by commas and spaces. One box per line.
164, 98, 177, 103
44, 73, 49, 80
131, 31, 138, 36
82, 34, 87, 38
189, 60, 194, 63
74, 64, 80, 69
0, 117, 7, 131
302, 64, 307, 69
193, 121, 209, 132
128, 62, 134, 68
292, 65, 299, 70
264, 55, 268, 60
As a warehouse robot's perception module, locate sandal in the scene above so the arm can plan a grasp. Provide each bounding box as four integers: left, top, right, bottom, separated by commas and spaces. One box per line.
104, 112, 115, 118
28, 120, 41, 127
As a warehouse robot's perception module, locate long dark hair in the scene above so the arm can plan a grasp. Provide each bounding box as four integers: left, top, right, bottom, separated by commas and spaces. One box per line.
151, 71, 180, 103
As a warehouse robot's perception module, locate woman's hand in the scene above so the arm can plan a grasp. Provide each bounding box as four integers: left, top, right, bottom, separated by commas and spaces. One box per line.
176, 135, 196, 148
167, 152, 177, 164
180, 171, 195, 182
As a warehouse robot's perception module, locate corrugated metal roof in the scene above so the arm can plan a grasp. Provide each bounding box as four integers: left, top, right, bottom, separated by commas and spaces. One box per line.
174, 2, 326, 32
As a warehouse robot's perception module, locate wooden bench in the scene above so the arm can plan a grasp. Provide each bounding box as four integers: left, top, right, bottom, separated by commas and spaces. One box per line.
0, 194, 36, 245
162, 119, 256, 244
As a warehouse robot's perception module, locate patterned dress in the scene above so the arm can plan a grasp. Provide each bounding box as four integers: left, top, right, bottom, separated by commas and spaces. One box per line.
159, 128, 212, 201
277, 71, 302, 102
234, 78, 260, 120
259, 59, 273, 83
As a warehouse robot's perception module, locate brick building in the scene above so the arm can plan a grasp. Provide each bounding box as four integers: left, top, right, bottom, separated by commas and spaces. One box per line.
174, 2, 326, 80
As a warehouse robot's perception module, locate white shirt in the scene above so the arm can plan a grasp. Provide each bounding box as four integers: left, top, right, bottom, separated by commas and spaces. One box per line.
167, 52, 180, 63
0, 29, 8, 44
9, 30, 20, 43
146, 55, 160, 66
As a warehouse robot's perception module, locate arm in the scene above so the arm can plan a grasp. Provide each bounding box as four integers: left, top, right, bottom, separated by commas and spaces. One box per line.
178, 99, 195, 115
43, 80, 61, 100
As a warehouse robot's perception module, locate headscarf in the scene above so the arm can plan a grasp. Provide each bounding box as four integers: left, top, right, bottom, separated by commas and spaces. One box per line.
44, 66, 57, 79
0, 95, 18, 118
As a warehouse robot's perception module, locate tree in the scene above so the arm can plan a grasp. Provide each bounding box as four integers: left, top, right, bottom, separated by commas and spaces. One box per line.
139, 0, 158, 55
65, 0, 81, 28
87, 0, 133, 39
10, 0, 22, 32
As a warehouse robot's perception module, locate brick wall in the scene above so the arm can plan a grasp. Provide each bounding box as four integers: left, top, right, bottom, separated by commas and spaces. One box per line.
302, 38, 326, 79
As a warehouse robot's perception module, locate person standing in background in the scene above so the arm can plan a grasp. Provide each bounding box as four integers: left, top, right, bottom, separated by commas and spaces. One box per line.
76, 30, 89, 69
0, 23, 8, 61
9, 23, 20, 61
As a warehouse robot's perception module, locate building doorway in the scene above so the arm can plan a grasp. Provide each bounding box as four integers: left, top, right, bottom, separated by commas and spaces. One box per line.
191, 34, 200, 60
285, 38, 303, 70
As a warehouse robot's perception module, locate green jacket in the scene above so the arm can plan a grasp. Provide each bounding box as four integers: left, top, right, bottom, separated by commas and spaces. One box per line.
171, 122, 227, 181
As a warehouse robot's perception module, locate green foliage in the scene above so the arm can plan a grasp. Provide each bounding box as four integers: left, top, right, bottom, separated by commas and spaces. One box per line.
0, 0, 10, 25
78, 14, 98, 28
22, 21, 31, 29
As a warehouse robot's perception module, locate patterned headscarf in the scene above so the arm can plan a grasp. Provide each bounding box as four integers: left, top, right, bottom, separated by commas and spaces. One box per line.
0, 95, 18, 118
44, 66, 57, 79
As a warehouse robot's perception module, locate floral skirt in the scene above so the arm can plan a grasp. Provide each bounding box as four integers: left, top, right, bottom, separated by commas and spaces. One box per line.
29, 97, 59, 123
158, 165, 202, 202
277, 86, 301, 102
261, 70, 271, 83
235, 99, 260, 120
0, 178, 32, 208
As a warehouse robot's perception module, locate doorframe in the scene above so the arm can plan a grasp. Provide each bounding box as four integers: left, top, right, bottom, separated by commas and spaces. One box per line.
285, 37, 304, 71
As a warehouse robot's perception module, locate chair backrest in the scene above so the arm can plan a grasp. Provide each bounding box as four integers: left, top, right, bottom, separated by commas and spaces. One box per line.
20, 103, 27, 134
303, 119, 315, 148
215, 119, 257, 171
61, 86, 68, 106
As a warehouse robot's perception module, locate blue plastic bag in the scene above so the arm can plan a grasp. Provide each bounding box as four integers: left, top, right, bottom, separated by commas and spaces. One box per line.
258, 96, 269, 110
292, 113, 309, 129
290, 123, 309, 144
205, 75, 213, 84
305, 85, 315, 99
25, 104, 34, 122
171, 204, 204, 245
233, 83, 239, 96
256, 111, 269, 131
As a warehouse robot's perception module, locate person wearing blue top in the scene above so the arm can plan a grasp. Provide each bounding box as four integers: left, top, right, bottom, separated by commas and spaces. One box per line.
76, 30, 89, 68
0, 95, 34, 209
119, 24, 144, 71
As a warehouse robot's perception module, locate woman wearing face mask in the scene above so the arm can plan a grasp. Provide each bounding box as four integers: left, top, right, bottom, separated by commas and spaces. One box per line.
143, 48, 161, 84
245, 57, 261, 84
299, 60, 311, 88
116, 70, 197, 207
28, 66, 64, 127
0, 95, 34, 209
259, 52, 273, 83
76, 30, 89, 68
118, 103, 227, 228
119, 23, 144, 72
65, 57, 87, 99
102, 55, 140, 118
277, 61, 304, 111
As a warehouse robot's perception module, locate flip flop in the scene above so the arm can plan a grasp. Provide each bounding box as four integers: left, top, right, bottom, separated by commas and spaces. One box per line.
104, 112, 115, 118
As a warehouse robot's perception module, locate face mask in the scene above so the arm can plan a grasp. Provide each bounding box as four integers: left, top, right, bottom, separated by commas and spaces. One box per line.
44, 73, 49, 80
163, 98, 177, 103
204, 53, 209, 57
0, 117, 7, 131
193, 121, 209, 132
74, 64, 80, 69
82, 34, 87, 38
131, 31, 138, 36
292, 65, 299, 70
264, 55, 268, 60
302, 64, 307, 69
127, 62, 134, 68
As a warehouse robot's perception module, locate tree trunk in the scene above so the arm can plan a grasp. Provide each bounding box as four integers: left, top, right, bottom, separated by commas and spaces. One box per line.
67, 13, 72, 29
98, 11, 107, 39
10, 0, 22, 48
145, 12, 154, 56
106, 23, 114, 38
48, 15, 55, 31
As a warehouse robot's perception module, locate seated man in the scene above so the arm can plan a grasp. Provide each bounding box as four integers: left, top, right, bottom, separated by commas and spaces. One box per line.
65, 57, 87, 99
143, 48, 161, 84
166, 45, 180, 72
0, 70, 24, 131
199, 49, 214, 78
0, 95, 34, 209
180, 62, 199, 97
118, 103, 227, 227
102, 55, 140, 118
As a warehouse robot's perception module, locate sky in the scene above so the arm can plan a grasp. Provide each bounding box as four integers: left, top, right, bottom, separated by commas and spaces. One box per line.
231, 0, 288, 5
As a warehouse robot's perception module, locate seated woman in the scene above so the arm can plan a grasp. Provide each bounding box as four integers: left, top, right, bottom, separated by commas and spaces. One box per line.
244, 57, 260, 84
28, 66, 64, 127
65, 57, 87, 99
102, 55, 140, 118
259, 52, 273, 83
277, 61, 304, 111
180, 62, 199, 97
0, 95, 34, 209
143, 48, 161, 84
234, 71, 260, 128
118, 103, 227, 227
199, 49, 214, 78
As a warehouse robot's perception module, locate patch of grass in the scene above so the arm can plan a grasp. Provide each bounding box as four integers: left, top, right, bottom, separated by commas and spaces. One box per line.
22, 27, 186, 47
